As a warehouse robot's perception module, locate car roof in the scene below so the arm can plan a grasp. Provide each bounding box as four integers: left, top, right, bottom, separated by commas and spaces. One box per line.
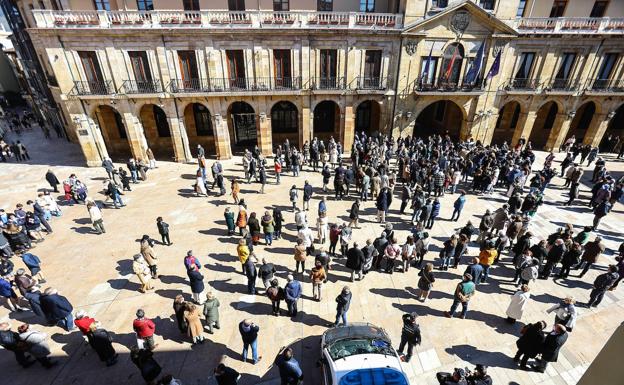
322, 323, 390, 346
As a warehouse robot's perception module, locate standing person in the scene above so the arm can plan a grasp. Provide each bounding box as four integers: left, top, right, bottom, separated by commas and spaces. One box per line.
274, 159, 282, 185
187, 264, 205, 304
577, 236, 606, 277
316, 212, 329, 245
133, 254, 153, 293
298, 224, 315, 256
239, 319, 261, 364
339, 223, 352, 257
345, 242, 365, 281
40, 288, 74, 331
334, 286, 352, 326
87, 323, 118, 366
231, 179, 241, 204
302, 181, 313, 211
478, 241, 497, 283
237, 239, 250, 275
464, 257, 484, 286
203, 291, 220, 334
397, 312, 421, 363
444, 274, 475, 319
146, 148, 156, 169
140, 235, 159, 280
156, 217, 171, 246
267, 279, 284, 316
244, 256, 257, 295
513, 321, 546, 370
349, 199, 360, 229
293, 239, 307, 274
236, 205, 248, 236
224, 208, 236, 236
87, 201, 105, 234
284, 275, 302, 317
426, 198, 441, 229
133, 309, 156, 351
130, 347, 161, 385
450, 191, 466, 221
258, 259, 276, 290
45, 170, 60, 193
289, 185, 298, 212
274, 347, 304, 385
592, 198, 613, 230
558, 242, 582, 278
546, 297, 577, 332
310, 261, 327, 301
173, 295, 187, 334
261, 211, 275, 246
273, 208, 284, 239
417, 263, 435, 302
214, 363, 240, 385
184, 303, 205, 345
0, 322, 35, 368
533, 324, 568, 373
376, 187, 390, 223
505, 284, 531, 323
586, 265, 619, 307
27, 200, 52, 234
383, 237, 401, 274
329, 224, 341, 257
440, 235, 457, 271
17, 324, 57, 368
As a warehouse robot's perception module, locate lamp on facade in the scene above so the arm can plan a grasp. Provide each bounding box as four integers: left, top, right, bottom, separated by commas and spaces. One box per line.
214, 113, 222, 125
567, 111, 576, 119
607, 111, 616, 120
259, 112, 267, 122
403, 111, 412, 120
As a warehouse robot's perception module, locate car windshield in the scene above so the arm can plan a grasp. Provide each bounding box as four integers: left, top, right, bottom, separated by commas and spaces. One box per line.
327, 337, 394, 360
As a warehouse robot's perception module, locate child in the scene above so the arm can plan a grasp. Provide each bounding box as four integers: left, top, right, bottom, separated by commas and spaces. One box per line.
156, 217, 171, 246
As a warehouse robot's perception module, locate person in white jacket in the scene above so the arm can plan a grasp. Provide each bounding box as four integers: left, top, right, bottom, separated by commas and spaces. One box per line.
546, 296, 578, 332
87, 200, 105, 234
17, 323, 57, 368
505, 284, 531, 324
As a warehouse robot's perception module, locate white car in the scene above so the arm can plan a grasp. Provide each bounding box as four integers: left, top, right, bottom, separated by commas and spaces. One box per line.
319, 323, 410, 385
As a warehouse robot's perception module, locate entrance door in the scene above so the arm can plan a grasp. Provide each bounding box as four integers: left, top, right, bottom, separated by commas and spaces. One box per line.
233, 113, 257, 145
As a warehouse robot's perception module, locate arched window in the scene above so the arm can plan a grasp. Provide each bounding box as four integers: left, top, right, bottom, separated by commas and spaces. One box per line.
440, 43, 464, 85
193, 104, 213, 136
271, 101, 298, 133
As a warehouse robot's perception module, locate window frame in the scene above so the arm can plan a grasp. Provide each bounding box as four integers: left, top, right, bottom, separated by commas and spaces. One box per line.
317, 0, 332, 11
431, 0, 448, 9
182, 0, 200, 11
555, 52, 577, 81
177, 50, 199, 82
128, 51, 152, 83
590, 0, 609, 17
364, 50, 382, 81
273, 49, 292, 81
549, 0, 568, 17
479, 0, 495, 11
516, 0, 527, 17
136, 0, 153, 11
319, 49, 338, 80
420, 56, 439, 85
228, 0, 245, 11
597, 53, 617, 80
514, 52, 536, 80
93, 0, 110, 11
273, 0, 289, 11
359, 0, 375, 12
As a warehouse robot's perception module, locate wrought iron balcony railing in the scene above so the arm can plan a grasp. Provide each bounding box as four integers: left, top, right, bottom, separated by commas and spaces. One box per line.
72, 80, 114, 95
121, 79, 163, 94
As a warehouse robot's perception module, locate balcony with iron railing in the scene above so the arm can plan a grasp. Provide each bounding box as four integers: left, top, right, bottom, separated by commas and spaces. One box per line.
586, 78, 624, 93
514, 17, 624, 34
310, 77, 347, 90
355, 76, 388, 90
414, 77, 483, 93
168, 77, 302, 93
71, 80, 114, 95
504, 78, 541, 91
121, 79, 163, 94
543, 77, 581, 92
31, 9, 403, 30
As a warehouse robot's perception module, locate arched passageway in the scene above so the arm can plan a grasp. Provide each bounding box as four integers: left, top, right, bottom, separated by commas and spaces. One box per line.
529, 101, 559, 150
414, 100, 464, 141
184, 103, 215, 156
228, 101, 257, 150
601, 104, 624, 152
355, 100, 381, 136
567, 102, 596, 144
140, 104, 174, 160
492, 101, 522, 146
271, 101, 299, 148
313, 100, 340, 144
93, 105, 131, 161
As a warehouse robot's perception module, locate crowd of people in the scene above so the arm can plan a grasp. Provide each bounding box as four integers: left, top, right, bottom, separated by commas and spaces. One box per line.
1, 122, 623, 385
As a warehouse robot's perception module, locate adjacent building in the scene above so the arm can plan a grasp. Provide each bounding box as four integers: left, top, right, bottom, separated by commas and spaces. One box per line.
8, 0, 624, 165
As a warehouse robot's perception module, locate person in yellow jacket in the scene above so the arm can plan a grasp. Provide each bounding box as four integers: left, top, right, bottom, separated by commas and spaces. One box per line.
478, 242, 498, 283
237, 238, 250, 275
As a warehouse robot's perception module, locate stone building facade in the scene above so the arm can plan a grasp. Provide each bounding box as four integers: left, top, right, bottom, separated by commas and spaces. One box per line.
12, 0, 624, 165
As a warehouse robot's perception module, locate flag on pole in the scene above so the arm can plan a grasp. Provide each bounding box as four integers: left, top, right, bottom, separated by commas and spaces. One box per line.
486, 50, 502, 79
444, 45, 459, 79
464, 40, 485, 85
421, 44, 434, 84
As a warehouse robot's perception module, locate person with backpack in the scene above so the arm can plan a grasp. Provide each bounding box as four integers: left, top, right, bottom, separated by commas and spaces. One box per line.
444, 274, 475, 319
266, 279, 285, 316
0, 322, 34, 367
397, 312, 421, 362
274, 346, 304, 385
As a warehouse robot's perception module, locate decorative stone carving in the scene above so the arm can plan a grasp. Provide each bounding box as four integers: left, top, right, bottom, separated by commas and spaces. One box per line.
450, 10, 471, 37
405, 41, 418, 56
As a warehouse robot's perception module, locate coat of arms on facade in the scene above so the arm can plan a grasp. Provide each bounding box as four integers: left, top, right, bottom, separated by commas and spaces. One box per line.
450, 10, 471, 37
405, 41, 418, 56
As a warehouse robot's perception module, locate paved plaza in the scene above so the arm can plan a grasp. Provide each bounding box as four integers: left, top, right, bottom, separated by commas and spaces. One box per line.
1, 128, 623, 385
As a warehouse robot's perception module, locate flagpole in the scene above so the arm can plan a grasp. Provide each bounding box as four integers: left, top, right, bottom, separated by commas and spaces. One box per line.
477, 78, 494, 143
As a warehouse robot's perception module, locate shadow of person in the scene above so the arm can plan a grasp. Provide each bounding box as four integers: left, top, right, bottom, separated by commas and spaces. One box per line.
444, 344, 517, 369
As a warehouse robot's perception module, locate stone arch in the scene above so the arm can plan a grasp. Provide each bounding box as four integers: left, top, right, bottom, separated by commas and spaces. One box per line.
603, 104, 624, 149
184, 102, 216, 156
227, 101, 257, 149
529, 101, 559, 150
567, 101, 597, 144
313, 100, 341, 144
271, 100, 299, 148
92, 104, 131, 161
139, 104, 174, 161
492, 101, 522, 146
414, 99, 466, 141
355, 100, 381, 136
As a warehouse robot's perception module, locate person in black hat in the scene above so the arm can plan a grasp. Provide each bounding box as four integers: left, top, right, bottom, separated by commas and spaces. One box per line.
436, 367, 468, 384
466, 364, 492, 385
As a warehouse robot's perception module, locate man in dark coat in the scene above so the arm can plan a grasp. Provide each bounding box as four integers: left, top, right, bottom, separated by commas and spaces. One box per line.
274, 347, 303, 385
587, 265, 619, 307
45, 170, 60, 192
28, 200, 52, 233
214, 363, 240, 385
540, 239, 566, 279
397, 313, 421, 362
0, 322, 35, 367
302, 181, 313, 211
40, 288, 74, 331
534, 324, 568, 373
345, 242, 365, 282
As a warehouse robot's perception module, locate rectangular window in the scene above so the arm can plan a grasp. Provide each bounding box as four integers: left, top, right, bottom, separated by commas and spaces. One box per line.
178, 51, 199, 83
480, 0, 495, 10
226, 50, 246, 88
228, 0, 245, 11
514, 52, 535, 80
364, 50, 382, 82
320, 49, 337, 79
360, 0, 375, 12
273, 49, 292, 86
136, 0, 153, 10
555, 52, 576, 80
431, 0, 448, 9
128, 51, 152, 88
317, 0, 332, 11
597, 53, 617, 80
93, 0, 110, 11
590, 1, 609, 17
183, 0, 199, 11
516, 0, 527, 17
38, 0, 45, 9
51, 0, 60, 10
420, 56, 438, 85
273, 0, 289, 11
78, 51, 104, 83
549, 0, 567, 17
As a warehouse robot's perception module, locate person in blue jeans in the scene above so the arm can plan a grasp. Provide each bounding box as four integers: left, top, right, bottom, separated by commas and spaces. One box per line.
334, 286, 352, 327
444, 274, 475, 319
285, 275, 302, 317
440, 235, 457, 271
239, 319, 261, 364
450, 191, 466, 222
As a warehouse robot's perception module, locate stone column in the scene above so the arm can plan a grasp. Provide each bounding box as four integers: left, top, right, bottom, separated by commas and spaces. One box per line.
300, 104, 311, 147
545, 113, 572, 152
481, 112, 499, 145
257, 113, 273, 156
342, 104, 355, 153
121, 106, 148, 161
167, 116, 189, 162
72, 113, 108, 166
214, 113, 232, 160
583, 113, 611, 147
511, 111, 537, 147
